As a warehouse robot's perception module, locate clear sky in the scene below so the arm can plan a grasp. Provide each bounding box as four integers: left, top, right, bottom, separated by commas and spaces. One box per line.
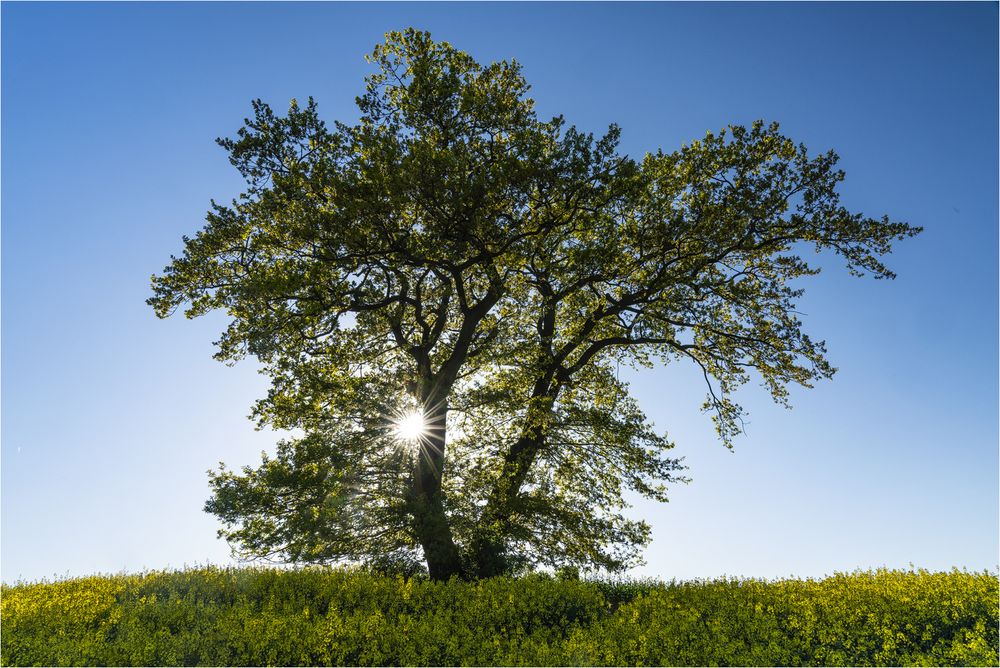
3, 2, 997, 583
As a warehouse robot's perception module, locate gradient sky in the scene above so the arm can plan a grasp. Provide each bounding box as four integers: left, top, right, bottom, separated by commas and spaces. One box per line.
3, 2, 997, 583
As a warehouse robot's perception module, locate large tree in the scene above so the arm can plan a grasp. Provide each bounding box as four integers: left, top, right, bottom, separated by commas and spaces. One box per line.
149, 30, 919, 580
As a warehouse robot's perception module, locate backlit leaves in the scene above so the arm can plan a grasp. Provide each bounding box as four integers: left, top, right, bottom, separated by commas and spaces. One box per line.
149, 29, 919, 574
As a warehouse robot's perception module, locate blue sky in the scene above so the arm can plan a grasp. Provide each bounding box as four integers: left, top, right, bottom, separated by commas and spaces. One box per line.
3, 2, 997, 583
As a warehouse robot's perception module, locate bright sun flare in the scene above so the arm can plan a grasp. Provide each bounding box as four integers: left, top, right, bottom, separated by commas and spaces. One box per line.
393, 410, 428, 442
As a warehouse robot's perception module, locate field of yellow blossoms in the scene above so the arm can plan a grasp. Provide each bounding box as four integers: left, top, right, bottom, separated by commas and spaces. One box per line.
2, 567, 997, 666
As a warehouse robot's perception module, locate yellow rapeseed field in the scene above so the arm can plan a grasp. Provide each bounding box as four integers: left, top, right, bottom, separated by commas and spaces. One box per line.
2, 567, 997, 666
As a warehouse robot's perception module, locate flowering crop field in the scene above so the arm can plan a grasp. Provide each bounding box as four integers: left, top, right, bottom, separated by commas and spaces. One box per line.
2, 567, 997, 666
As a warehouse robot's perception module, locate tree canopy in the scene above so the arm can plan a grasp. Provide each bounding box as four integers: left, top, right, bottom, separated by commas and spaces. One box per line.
149, 29, 920, 580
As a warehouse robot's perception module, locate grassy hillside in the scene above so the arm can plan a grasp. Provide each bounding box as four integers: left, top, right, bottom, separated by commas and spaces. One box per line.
2, 567, 997, 666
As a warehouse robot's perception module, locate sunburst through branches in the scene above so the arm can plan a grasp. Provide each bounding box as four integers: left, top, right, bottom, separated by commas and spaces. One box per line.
393, 409, 428, 443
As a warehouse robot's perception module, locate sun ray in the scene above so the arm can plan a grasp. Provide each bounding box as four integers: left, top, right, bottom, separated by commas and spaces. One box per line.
393, 410, 428, 442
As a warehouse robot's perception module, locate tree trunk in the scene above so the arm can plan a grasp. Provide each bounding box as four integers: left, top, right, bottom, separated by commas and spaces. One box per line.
470, 432, 543, 577
408, 395, 464, 580
471, 388, 560, 578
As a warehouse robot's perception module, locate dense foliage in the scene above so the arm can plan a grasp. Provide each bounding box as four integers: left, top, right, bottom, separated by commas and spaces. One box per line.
3, 567, 996, 666
149, 28, 919, 578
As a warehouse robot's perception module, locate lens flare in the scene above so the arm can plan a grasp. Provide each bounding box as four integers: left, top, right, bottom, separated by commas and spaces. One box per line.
393, 410, 427, 442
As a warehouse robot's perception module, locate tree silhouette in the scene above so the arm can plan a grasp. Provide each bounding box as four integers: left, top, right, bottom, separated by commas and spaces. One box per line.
149, 29, 919, 580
